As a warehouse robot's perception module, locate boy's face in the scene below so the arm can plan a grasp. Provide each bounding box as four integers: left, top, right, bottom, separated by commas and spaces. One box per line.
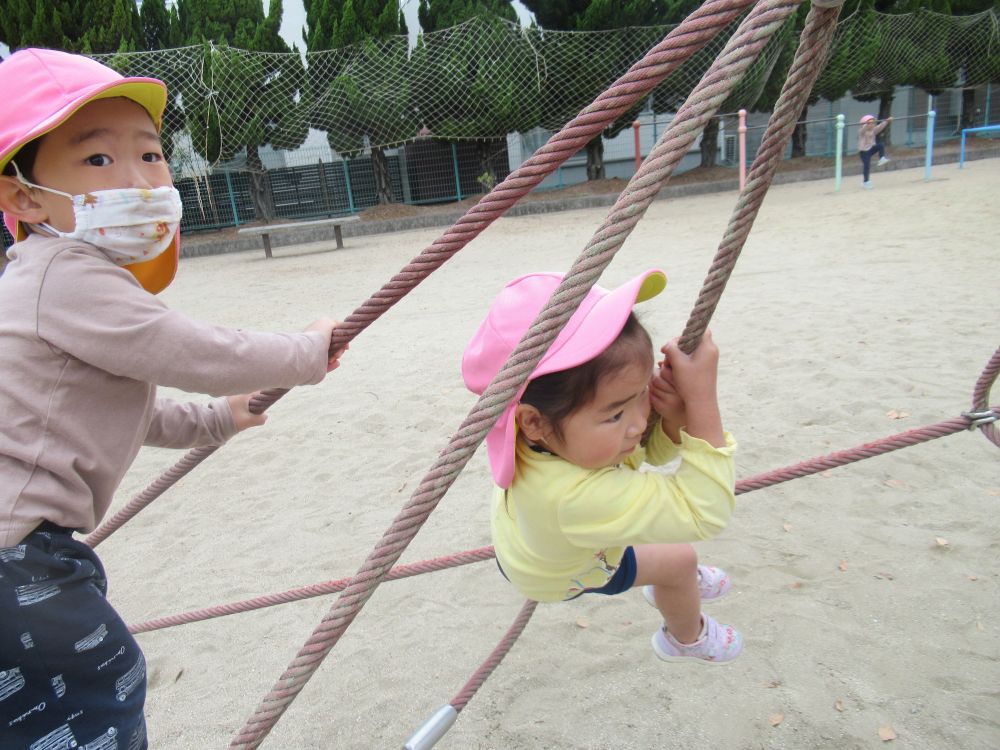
26, 97, 172, 233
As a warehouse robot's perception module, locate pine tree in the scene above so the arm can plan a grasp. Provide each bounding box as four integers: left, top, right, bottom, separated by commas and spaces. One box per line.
304, 0, 409, 204
140, 0, 172, 50
520, 0, 668, 179
413, 2, 533, 186
178, 0, 308, 220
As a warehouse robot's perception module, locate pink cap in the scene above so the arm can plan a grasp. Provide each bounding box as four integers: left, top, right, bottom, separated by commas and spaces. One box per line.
462, 269, 667, 488
860, 114, 876, 124
0, 48, 178, 294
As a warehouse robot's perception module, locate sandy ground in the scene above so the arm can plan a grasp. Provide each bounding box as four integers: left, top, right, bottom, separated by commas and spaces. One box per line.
104, 160, 999, 750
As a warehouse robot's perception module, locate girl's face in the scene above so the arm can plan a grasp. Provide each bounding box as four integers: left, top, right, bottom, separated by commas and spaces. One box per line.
540, 358, 652, 471
27, 97, 173, 233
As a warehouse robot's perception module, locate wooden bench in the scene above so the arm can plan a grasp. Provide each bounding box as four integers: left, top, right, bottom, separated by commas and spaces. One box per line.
237, 216, 361, 259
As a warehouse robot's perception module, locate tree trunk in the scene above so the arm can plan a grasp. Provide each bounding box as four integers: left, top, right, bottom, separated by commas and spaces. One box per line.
700, 117, 719, 168
790, 121, 807, 158
878, 92, 894, 147
246, 146, 276, 222
372, 147, 393, 205
959, 88, 977, 131
475, 140, 498, 190
585, 136, 605, 181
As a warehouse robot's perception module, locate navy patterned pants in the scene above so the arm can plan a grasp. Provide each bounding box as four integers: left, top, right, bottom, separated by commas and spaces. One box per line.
0, 523, 147, 749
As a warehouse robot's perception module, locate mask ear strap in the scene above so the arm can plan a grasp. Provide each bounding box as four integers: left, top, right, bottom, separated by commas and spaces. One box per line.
11, 162, 73, 200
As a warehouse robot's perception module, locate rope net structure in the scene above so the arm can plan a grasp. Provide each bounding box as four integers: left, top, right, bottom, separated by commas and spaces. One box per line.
89, 10, 1000, 173
81, 1, 998, 747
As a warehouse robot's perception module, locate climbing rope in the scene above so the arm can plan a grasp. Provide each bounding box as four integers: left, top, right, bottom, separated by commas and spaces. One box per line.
84, 0, 760, 550
679, 0, 842, 352
231, 2, 809, 746
127, 546, 496, 634
80, 0, 994, 745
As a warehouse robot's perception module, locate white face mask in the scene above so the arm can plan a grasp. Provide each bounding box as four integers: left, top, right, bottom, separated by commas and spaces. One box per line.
13, 164, 182, 266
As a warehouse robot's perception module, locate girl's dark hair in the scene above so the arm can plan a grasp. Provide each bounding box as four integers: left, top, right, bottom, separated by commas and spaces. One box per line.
521, 312, 653, 441
3, 138, 41, 180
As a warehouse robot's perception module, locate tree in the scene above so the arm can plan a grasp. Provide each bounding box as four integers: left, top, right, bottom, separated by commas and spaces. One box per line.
418, 0, 516, 31
414, 2, 537, 186
1, 0, 141, 53
521, 0, 670, 180
304, 0, 409, 205
139, 0, 171, 51
177, 0, 309, 221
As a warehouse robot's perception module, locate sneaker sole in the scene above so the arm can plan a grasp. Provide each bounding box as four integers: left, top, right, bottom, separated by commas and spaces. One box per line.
650, 632, 737, 665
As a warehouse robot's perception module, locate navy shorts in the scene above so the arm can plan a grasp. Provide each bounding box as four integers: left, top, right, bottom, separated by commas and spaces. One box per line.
497, 546, 639, 599
0, 523, 148, 749
577, 546, 638, 597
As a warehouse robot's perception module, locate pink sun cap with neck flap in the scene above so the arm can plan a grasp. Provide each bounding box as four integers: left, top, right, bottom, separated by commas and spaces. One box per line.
462, 268, 667, 488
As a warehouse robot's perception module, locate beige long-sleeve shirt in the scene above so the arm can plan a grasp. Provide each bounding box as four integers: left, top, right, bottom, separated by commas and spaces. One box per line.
0, 235, 329, 546
858, 120, 889, 152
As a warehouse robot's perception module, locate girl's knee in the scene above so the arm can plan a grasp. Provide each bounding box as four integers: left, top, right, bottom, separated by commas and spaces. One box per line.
635, 542, 697, 585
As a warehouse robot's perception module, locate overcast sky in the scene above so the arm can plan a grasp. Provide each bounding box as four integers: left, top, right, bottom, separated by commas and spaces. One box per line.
278, 0, 535, 49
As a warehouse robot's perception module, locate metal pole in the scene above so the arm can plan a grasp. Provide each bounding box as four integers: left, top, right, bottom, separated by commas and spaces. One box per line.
451, 142, 462, 201
224, 171, 240, 227
924, 109, 936, 182
985, 82, 992, 127
738, 108, 747, 191
827, 100, 834, 155
959, 129, 967, 169
834, 113, 845, 191
342, 158, 355, 214
633, 120, 642, 172
718, 116, 726, 163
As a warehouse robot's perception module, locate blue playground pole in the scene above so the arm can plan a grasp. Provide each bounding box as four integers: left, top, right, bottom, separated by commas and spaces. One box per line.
451, 143, 462, 201
834, 114, 845, 191
959, 124, 1000, 168
924, 110, 935, 181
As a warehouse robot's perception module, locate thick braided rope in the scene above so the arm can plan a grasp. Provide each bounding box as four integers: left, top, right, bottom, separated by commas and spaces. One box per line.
971, 344, 999, 447
128, 546, 496, 634
84, 446, 219, 548
450, 599, 538, 713
679, 1, 842, 353
735, 411, 994, 493
130, 398, 995, 636
102, 0, 757, 540
231, 4, 803, 746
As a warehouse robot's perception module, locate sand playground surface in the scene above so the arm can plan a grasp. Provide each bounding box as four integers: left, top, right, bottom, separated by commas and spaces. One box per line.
106, 161, 999, 749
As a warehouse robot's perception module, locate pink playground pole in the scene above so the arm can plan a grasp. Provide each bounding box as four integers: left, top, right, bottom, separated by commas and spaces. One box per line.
633, 120, 641, 172
738, 109, 747, 190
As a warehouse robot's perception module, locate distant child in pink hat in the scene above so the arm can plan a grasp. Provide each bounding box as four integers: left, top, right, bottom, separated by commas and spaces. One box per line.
0, 48, 347, 747
858, 113, 893, 189
463, 270, 741, 665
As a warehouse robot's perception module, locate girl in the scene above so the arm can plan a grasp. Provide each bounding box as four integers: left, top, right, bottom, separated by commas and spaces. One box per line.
0, 49, 345, 747
858, 114, 893, 189
462, 269, 741, 664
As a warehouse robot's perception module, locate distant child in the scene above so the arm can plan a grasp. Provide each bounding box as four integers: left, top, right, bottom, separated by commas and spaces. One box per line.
0, 49, 346, 748
858, 114, 893, 189
462, 270, 741, 665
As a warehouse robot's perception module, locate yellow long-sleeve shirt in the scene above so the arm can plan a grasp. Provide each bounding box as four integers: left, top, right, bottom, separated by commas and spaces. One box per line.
491, 422, 737, 602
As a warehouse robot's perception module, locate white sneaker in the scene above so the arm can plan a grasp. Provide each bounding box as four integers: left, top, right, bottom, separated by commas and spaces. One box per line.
863, 181, 874, 189
876, 156, 890, 166
642, 565, 732, 608
651, 614, 743, 664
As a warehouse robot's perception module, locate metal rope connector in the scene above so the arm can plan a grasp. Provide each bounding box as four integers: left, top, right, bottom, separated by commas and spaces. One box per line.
962, 409, 999, 430
403, 705, 458, 750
